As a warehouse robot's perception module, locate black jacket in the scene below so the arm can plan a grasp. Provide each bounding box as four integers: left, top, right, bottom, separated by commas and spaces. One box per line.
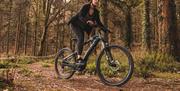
68, 3, 105, 31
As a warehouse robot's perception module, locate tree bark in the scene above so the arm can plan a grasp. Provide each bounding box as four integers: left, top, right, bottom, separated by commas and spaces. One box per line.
142, 0, 151, 51
15, 4, 22, 55
158, 0, 178, 58
125, 9, 133, 48
100, 0, 109, 41
33, 17, 38, 56
6, 0, 12, 55
38, 0, 53, 56
24, 20, 29, 55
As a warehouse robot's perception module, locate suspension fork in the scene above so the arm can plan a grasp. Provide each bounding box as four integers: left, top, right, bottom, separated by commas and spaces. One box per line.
102, 41, 114, 65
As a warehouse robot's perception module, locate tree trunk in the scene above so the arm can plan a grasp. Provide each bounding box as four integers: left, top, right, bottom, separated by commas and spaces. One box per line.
6, 0, 12, 55
60, 26, 65, 49
0, 15, 3, 53
55, 25, 59, 53
38, 0, 52, 56
158, 0, 178, 57
32, 0, 41, 56
142, 0, 151, 51
100, 0, 109, 41
177, 0, 180, 60
153, 0, 158, 48
24, 20, 29, 55
15, 5, 22, 55
24, 5, 30, 55
33, 17, 38, 56
125, 9, 133, 48
45, 33, 48, 56
38, 25, 49, 56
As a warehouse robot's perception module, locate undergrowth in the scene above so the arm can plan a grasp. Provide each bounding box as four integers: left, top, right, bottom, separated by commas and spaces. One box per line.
135, 52, 179, 78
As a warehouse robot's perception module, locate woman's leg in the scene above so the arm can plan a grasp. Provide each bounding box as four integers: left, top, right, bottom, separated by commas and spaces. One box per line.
70, 24, 84, 58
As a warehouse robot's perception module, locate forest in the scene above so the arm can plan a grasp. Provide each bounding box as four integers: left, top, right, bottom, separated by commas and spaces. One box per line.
0, 0, 180, 90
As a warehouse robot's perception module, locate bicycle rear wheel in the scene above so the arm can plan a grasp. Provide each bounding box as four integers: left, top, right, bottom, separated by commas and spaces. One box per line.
96, 45, 134, 86
55, 48, 76, 79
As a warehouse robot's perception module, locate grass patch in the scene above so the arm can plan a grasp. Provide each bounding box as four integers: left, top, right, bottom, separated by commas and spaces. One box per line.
18, 68, 33, 77
80, 52, 180, 79
0, 62, 11, 69
0, 60, 17, 91
86, 62, 96, 75
33, 73, 44, 78
152, 72, 180, 79
42, 59, 54, 64
134, 52, 180, 78
18, 58, 34, 64
84, 56, 97, 75
0, 80, 13, 91
41, 63, 51, 68
135, 58, 154, 78
0, 61, 19, 69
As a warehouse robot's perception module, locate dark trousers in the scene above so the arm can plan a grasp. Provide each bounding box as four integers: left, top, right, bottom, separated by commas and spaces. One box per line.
70, 23, 96, 55
70, 24, 85, 55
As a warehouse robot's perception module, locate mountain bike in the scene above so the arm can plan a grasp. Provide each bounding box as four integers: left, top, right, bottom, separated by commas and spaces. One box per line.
54, 28, 134, 86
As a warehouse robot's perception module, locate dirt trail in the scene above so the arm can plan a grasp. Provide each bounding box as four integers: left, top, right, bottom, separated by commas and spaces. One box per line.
14, 62, 180, 91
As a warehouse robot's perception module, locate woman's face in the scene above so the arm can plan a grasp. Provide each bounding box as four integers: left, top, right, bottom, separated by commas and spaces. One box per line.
92, 0, 99, 7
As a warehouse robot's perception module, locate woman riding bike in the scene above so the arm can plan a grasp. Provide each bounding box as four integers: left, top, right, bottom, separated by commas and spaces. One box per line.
68, 0, 108, 71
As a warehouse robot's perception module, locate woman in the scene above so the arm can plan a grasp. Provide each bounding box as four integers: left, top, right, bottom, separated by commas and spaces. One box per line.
68, 0, 108, 70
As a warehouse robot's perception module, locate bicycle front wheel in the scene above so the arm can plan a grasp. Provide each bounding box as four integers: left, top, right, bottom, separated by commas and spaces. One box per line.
96, 45, 134, 86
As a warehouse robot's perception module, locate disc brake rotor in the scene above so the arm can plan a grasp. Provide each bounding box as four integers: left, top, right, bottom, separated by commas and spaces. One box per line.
109, 60, 120, 72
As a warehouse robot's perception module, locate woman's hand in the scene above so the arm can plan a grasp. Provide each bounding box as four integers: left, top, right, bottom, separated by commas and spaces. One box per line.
87, 20, 94, 25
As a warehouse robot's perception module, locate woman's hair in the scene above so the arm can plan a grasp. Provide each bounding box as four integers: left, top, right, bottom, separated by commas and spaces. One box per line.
88, 0, 92, 3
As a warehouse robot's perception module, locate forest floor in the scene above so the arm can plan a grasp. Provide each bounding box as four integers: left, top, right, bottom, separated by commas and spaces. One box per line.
7, 60, 179, 91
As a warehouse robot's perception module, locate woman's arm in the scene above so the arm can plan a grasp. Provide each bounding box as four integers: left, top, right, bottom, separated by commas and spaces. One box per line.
96, 11, 109, 32
78, 4, 89, 23
96, 11, 105, 28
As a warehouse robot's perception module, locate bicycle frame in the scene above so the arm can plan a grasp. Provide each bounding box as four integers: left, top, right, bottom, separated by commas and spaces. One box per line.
61, 35, 102, 64
83, 36, 101, 64
62, 31, 114, 67
82, 33, 114, 65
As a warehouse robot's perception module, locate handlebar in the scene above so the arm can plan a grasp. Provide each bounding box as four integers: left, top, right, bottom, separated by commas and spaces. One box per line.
89, 23, 112, 33
97, 25, 112, 34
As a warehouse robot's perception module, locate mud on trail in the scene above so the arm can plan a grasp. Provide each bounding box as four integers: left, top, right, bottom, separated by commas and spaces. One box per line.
13, 62, 180, 91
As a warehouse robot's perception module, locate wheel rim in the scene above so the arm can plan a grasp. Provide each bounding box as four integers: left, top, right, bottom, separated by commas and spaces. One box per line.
55, 48, 76, 79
